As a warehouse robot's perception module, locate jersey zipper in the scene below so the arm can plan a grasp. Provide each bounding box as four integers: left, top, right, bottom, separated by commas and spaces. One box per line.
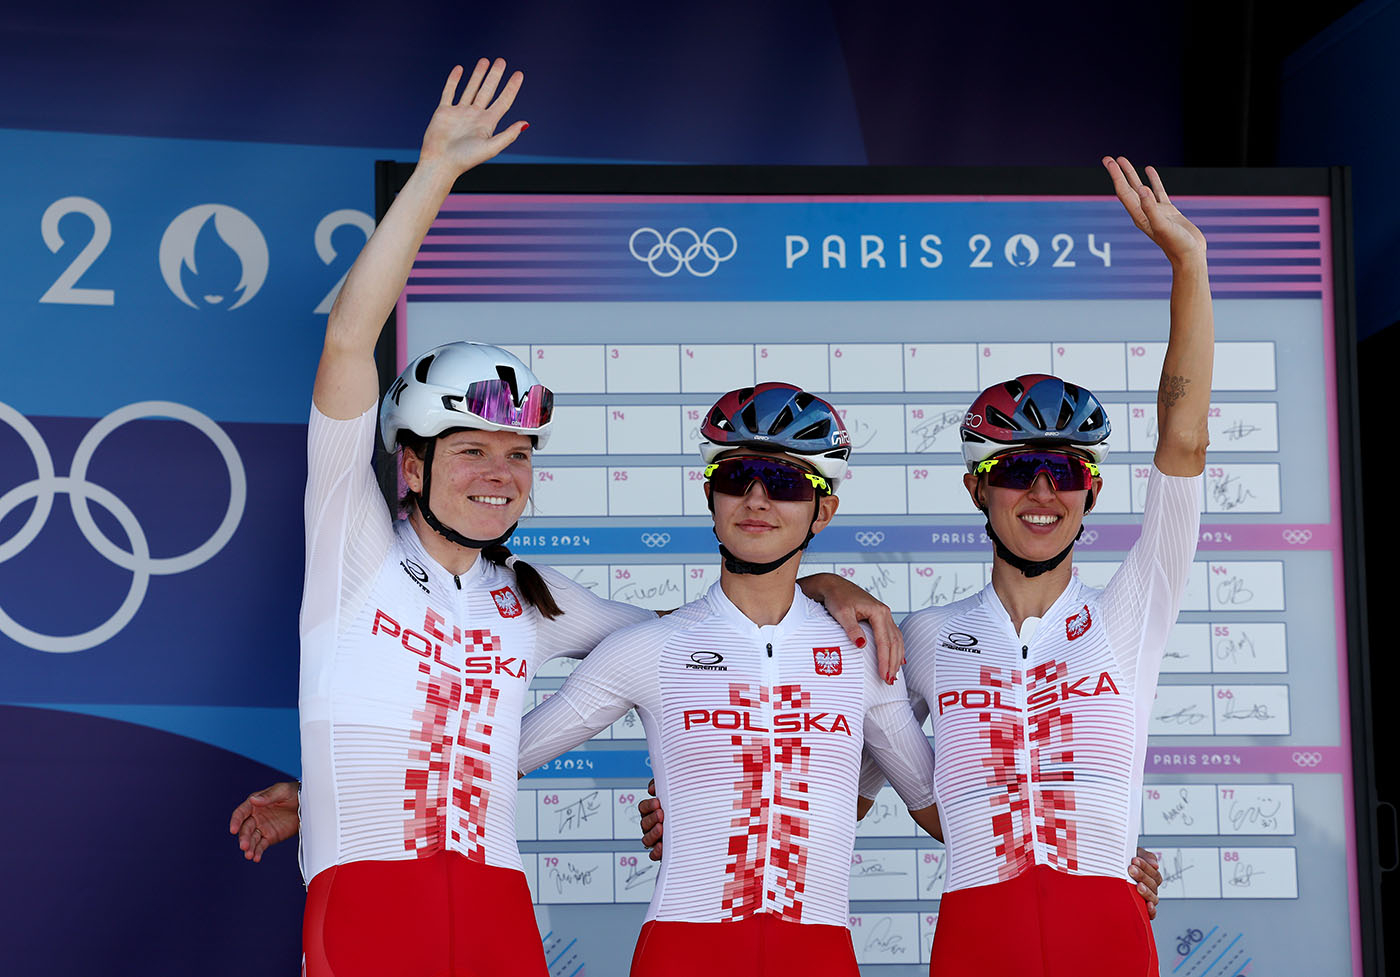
759, 633, 779, 913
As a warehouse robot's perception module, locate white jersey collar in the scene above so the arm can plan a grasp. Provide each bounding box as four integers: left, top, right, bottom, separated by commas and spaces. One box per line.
980, 575, 1087, 644
704, 579, 812, 640
397, 518, 492, 591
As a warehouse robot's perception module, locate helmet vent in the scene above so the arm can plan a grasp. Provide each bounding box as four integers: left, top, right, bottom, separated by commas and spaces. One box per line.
1022, 398, 1046, 430
709, 405, 734, 431
794, 419, 830, 441
741, 402, 759, 433
1004, 379, 1025, 400
1081, 405, 1106, 431
769, 405, 794, 435
1056, 396, 1075, 431
495, 365, 520, 403
794, 392, 815, 410
985, 405, 1017, 430
414, 355, 436, 383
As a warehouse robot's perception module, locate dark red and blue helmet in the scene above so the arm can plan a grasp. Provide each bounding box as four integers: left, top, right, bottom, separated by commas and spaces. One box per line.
699, 382, 851, 489
960, 374, 1111, 471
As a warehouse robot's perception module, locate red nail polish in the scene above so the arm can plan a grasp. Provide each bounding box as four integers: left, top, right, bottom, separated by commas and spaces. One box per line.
520, 122, 530, 132
856, 636, 866, 648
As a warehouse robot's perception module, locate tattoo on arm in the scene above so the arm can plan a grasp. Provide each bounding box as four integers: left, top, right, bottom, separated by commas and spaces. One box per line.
1160, 374, 1190, 409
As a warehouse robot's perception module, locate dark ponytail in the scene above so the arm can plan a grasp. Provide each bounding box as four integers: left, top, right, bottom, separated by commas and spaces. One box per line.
483, 544, 563, 620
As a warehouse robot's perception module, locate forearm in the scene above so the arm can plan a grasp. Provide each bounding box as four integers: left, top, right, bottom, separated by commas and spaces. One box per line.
910, 803, 943, 842
313, 161, 459, 417
1154, 254, 1213, 475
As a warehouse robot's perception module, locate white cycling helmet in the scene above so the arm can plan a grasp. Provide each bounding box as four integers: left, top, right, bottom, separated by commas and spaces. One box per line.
380, 342, 554, 452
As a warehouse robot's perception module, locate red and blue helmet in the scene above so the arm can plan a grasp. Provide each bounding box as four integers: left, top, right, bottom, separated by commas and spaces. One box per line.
960, 374, 1111, 471
699, 382, 851, 490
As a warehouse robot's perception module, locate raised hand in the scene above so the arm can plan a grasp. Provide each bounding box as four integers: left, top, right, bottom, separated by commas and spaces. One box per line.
228, 780, 301, 862
420, 58, 529, 178
1103, 157, 1206, 267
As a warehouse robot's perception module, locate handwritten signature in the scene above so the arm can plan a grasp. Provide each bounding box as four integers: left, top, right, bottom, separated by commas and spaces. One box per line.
1156, 705, 1209, 727
548, 861, 597, 894
613, 577, 682, 604
623, 861, 658, 891
1221, 703, 1274, 721
1210, 474, 1257, 511
1222, 420, 1261, 441
1159, 787, 1196, 826
861, 916, 908, 956
1215, 630, 1256, 665
555, 791, 603, 833
1161, 849, 1195, 887
910, 410, 964, 452
1227, 795, 1283, 831
1214, 577, 1256, 606
1226, 860, 1262, 888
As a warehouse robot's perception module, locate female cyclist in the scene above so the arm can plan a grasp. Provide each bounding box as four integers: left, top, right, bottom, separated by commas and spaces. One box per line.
514, 383, 939, 977
865, 156, 1212, 976
234, 60, 898, 976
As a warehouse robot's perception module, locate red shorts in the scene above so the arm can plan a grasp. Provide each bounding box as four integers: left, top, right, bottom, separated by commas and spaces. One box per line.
630, 915, 859, 977
930, 864, 1157, 977
303, 852, 547, 977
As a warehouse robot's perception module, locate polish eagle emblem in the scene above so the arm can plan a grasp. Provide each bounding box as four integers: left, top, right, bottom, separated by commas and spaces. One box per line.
813, 646, 843, 675
491, 587, 523, 618
1065, 604, 1092, 640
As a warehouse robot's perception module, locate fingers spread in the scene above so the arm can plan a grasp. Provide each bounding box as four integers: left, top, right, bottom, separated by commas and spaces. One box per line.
473, 58, 508, 109
486, 71, 524, 121
460, 58, 490, 105
440, 65, 465, 107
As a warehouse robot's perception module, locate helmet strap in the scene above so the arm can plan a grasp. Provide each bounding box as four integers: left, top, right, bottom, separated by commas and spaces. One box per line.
415, 438, 517, 551
982, 515, 1083, 578
710, 494, 820, 576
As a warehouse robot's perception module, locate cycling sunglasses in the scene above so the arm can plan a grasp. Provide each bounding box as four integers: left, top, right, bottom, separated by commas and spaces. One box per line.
974, 451, 1100, 491
703, 456, 830, 502
449, 380, 554, 429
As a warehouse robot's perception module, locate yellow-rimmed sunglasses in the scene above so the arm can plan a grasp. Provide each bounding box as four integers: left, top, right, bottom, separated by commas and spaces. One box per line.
974, 451, 1100, 491
703, 456, 830, 501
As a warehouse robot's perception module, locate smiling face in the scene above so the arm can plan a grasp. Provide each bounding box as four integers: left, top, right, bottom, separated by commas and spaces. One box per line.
706, 452, 839, 567
964, 454, 1101, 565
402, 428, 533, 544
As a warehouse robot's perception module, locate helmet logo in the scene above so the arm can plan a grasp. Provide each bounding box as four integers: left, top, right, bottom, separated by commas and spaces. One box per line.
965, 412, 983, 428
831, 430, 851, 446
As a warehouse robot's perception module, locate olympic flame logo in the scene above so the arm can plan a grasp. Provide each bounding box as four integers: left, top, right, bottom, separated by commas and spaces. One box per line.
0, 401, 246, 652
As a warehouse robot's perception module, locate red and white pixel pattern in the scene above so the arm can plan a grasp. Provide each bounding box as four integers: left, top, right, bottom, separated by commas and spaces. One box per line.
721, 682, 770, 920
770, 684, 812, 921
976, 665, 1033, 881
402, 627, 501, 859
1027, 660, 1078, 872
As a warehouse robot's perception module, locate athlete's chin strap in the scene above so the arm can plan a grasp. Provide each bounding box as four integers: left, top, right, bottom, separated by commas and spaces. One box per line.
709, 494, 821, 576
416, 438, 517, 551
983, 518, 1082, 578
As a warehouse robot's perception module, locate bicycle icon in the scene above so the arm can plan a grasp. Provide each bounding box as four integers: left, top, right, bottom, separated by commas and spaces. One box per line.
1176, 928, 1204, 956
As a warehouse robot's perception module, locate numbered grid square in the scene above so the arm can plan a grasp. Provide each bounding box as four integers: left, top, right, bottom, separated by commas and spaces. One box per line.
515, 790, 538, 841
840, 404, 906, 453
838, 465, 908, 514
546, 405, 607, 455
1142, 784, 1218, 835
536, 791, 613, 841
905, 405, 966, 454
1155, 847, 1222, 899
1205, 464, 1281, 514
536, 852, 615, 903
855, 786, 919, 838
681, 344, 754, 392
850, 913, 920, 966
531, 345, 605, 393
1209, 403, 1279, 451
607, 467, 682, 516
609, 564, 685, 611
1216, 785, 1295, 836
915, 847, 949, 900
613, 854, 658, 903
1214, 342, 1277, 391
908, 563, 985, 612
532, 467, 607, 516
977, 343, 1052, 386
904, 343, 978, 393
906, 465, 970, 515
606, 345, 679, 393
1219, 847, 1296, 897
1149, 685, 1215, 736
1213, 684, 1291, 736
681, 466, 711, 516
1211, 622, 1287, 673
683, 563, 720, 602
1053, 343, 1127, 390
1206, 562, 1285, 611
834, 563, 910, 613
849, 849, 917, 901
830, 344, 903, 392
754, 344, 829, 391
1125, 343, 1168, 390
606, 405, 681, 454
612, 787, 647, 841
1160, 622, 1211, 673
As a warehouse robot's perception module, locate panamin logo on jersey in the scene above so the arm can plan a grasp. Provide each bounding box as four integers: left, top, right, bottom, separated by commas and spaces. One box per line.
371, 608, 524, 678
937, 669, 1121, 715
682, 707, 853, 735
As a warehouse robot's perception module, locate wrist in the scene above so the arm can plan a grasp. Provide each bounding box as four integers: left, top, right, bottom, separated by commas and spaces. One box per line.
1168, 250, 1209, 276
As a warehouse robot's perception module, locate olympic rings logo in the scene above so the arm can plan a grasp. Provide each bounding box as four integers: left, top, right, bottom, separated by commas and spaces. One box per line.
1291, 751, 1322, 768
1281, 529, 1313, 545
640, 532, 671, 548
0, 401, 246, 653
628, 227, 737, 278
854, 531, 886, 548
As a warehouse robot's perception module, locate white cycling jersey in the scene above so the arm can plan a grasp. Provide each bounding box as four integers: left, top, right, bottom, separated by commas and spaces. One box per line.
298, 406, 651, 885
517, 581, 937, 927
863, 465, 1200, 891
